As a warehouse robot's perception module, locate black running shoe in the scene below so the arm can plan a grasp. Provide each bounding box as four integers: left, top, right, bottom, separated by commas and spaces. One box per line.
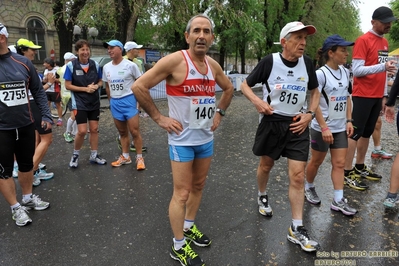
354, 165, 382, 181
344, 171, 369, 191
183, 224, 211, 247
129, 144, 147, 153
170, 241, 204, 266
116, 136, 147, 152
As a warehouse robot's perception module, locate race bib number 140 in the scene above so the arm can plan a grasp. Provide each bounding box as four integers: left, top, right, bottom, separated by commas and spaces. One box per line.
189, 96, 216, 129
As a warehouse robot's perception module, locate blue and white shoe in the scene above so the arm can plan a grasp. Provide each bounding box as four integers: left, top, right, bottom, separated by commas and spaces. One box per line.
383, 195, 399, 208
89, 154, 107, 165
33, 176, 41, 187
38, 163, 46, 170
69, 154, 79, 168
34, 169, 54, 181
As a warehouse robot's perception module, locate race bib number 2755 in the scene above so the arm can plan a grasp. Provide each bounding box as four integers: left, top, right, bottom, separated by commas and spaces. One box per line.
0, 81, 28, 107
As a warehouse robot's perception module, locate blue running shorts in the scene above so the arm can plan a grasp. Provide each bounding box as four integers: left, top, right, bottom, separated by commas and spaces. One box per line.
110, 94, 139, 121
169, 140, 214, 162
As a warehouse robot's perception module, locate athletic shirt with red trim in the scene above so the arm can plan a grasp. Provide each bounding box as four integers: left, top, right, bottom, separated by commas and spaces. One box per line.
352, 31, 388, 98
166, 50, 216, 146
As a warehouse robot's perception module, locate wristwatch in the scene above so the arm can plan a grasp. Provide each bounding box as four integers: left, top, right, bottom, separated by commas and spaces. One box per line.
46, 82, 53, 86
306, 110, 315, 119
216, 108, 225, 116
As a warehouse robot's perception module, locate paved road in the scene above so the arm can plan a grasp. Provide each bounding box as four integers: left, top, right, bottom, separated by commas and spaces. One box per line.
1, 92, 399, 266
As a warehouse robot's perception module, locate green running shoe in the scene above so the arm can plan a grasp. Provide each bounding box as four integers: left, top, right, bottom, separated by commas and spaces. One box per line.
183, 224, 211, 247
170, 240, 204, 266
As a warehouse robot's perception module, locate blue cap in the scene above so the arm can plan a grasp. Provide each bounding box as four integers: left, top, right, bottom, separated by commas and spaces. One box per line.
321, 34, 354, 53
103, 40, 123, 50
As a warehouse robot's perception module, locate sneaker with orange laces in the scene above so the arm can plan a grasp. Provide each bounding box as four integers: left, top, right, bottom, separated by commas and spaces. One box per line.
136, 156, 146, 171
111, 155, 132, 167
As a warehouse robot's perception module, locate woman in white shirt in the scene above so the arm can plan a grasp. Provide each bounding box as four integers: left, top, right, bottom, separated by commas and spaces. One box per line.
304, 34, 358, 216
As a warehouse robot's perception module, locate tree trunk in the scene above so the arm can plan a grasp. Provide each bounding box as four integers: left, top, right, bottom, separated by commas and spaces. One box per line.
239, 45, 245, 74
114, 0, 132, 42
52, 0, 87, 64
219, 44, 226, 71
126, 13, 138, 42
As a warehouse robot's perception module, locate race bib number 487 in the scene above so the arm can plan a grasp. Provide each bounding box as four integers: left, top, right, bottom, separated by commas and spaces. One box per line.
0, 81, 28, 107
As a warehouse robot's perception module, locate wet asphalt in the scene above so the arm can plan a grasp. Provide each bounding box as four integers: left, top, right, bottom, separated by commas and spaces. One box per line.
1, 90, 399, 266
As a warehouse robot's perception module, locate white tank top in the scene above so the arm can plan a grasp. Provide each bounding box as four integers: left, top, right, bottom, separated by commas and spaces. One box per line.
264, 53, 308, 116
166, 50, 216, 146
311, 65, 350, 132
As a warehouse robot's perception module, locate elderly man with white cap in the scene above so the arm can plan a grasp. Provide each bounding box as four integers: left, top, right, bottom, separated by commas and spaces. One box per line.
240, 21, 321, 252
58, 52, 78, 143
0, 22, 52, 226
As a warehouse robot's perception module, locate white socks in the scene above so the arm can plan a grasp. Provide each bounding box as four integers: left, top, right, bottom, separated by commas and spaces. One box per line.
333, 190, 344, 203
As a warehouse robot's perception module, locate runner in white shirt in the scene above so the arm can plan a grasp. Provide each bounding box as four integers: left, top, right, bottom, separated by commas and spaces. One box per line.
305, 34, 358, 216
58, 52, 78, 143
241, 21, 320, 252
132, 15, 233, 266
43, 58, 62, 125
102, 40, 145, 170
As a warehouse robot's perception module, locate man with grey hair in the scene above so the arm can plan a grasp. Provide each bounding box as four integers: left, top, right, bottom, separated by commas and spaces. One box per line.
0, 22, 52, 226
241, 21, 321, 252
133, 14, 233, 266
103, 40, 145, 170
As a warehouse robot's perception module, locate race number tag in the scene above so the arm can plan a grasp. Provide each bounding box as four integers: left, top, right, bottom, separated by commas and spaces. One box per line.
189, 96, 216, 129
109, 82, 124, 97
75, 70, 84, 76
271, 84, 307, 114
0, 81, 28, 107
328, 95, 347, 120
378, 50, 388, 64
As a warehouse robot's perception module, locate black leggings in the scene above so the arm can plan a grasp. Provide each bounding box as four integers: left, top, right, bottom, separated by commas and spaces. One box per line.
0, 123, 35, 178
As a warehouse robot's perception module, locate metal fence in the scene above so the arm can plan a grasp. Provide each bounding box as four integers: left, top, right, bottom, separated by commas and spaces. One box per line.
149, 80, 167, 101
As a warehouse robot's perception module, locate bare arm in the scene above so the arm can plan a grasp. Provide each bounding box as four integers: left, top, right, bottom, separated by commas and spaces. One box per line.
208, 57, 234, 131
308, 88, 320, 115
314, 105, 333, 144
132, 52, 184, 134
132, 54, 176, 122
105, 82, 111, 101
210, 59, 233, 110
290, 88, 320, 135
65, 80, 100, 94
346, 96, 354, 137
241, 81, 274, 115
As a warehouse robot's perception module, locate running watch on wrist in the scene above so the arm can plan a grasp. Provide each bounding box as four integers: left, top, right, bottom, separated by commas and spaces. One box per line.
306, 110, 315, 119
216, 108, 225, 116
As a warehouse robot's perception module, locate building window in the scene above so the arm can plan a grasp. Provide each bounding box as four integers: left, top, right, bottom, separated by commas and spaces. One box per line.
27, 18, 46, 62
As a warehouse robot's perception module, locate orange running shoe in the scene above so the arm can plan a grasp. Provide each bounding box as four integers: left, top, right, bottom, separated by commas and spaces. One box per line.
111, 155, 132, 167
136, 157, 146, 171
